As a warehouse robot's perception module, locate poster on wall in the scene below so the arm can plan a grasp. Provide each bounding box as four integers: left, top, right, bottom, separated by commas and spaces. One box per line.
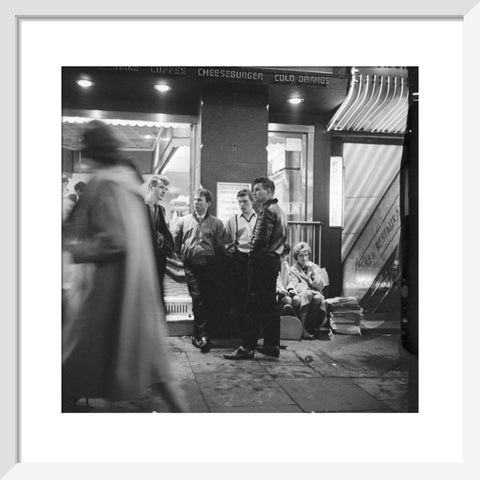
216, 182, 251, 224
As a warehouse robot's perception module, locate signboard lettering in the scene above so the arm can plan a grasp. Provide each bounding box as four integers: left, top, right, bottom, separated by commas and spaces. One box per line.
197, 68, 264, 81
87, 67, 345, 89
150, 67, 187, 76
329, 156, 344, 228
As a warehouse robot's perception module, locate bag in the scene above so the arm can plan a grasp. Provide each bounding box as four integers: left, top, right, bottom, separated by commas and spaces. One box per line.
280, 315, 302, 340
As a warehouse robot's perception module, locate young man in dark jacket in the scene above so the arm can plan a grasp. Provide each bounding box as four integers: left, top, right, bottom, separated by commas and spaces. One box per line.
145, 175, 175, 303
174, 188, 225, 353
224, 177, 287, 360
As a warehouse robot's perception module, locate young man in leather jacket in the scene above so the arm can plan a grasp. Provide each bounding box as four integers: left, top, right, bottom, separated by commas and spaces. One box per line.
224, 177, 287, 360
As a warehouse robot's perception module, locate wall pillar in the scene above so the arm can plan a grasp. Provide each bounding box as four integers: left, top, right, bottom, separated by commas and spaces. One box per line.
199, 85, 269, 337
199, 85, 269, 214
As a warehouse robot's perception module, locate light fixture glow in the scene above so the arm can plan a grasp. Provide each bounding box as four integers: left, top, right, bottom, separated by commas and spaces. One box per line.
154, 84, 171, 93
77, 79, 94, 88
288, 97, 304, 105
144, 134, 153, 139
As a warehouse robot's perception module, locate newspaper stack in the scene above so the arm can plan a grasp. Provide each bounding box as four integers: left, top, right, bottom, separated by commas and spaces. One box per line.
325, 297, 363, 335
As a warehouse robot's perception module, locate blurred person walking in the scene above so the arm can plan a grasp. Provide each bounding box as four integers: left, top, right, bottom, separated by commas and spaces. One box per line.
62, 120, 188, 412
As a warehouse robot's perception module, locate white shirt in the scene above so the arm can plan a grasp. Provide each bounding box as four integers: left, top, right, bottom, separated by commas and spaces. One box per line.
225, 211, 257, 253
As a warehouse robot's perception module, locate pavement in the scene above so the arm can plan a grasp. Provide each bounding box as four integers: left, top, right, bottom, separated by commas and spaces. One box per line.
77, 325, 410, 413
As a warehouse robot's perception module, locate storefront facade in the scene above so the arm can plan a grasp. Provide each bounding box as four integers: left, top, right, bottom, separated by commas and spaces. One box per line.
62, 66, 413, 314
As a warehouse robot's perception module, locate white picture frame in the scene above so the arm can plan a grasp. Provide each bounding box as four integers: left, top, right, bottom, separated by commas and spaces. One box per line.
2, 0, 479, 478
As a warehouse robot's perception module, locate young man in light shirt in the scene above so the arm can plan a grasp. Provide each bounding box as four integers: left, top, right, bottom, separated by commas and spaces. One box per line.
223, 189, 257, 356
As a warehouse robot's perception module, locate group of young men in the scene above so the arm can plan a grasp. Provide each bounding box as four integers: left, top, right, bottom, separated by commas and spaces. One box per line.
145, 175, 288, 360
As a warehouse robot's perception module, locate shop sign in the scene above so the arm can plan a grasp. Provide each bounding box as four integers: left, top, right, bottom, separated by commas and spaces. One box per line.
358, 203, 401, 269
329, 156, 344, 228
216, 182, 251, 225
93, 67, 346, 89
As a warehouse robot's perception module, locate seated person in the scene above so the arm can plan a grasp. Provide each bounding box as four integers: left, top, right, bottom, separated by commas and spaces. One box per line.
289, 241, 329, 339
276, 243, 299, 316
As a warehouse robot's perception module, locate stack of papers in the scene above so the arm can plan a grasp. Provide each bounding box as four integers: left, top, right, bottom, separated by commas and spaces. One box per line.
325, 296, 363, 335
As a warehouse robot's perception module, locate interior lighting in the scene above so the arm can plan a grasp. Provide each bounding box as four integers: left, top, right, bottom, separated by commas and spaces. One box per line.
288, 97, 304, 105
77, 79, 94, 88
154, 84, 171, 93
144, 134, 153, 139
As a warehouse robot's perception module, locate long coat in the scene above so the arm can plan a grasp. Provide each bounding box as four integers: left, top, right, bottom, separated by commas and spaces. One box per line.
62, 165, 173, 401
289, 261, 328, 310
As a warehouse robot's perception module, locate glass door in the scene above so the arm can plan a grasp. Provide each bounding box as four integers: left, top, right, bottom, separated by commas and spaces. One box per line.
267, 124, 314, 221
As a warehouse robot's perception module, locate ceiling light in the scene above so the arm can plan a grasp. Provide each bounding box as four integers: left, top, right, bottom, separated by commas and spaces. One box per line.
154, 84, 171, 93
144, 134, 153, 139
288, 97, 304, 105
77, 79, 94, 88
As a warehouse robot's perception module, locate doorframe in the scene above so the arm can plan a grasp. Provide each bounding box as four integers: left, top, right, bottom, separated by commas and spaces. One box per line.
268, 123, 315, 221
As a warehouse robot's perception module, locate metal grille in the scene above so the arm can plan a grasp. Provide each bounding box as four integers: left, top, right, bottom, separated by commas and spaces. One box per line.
164, 296, 193, 318
287, 221, 322, 265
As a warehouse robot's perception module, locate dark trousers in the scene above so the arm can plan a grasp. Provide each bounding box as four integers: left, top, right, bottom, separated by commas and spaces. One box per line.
244, 254, 281, 350
184, 260, 215, 338
231, 251, 249, 334
155, 252, 167, 302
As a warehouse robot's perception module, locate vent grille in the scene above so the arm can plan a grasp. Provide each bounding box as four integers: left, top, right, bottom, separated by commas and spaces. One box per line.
164, 296, 193, 319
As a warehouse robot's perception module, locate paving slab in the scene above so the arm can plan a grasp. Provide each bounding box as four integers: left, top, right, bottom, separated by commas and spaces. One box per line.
352, 377, 408, 412
144, 379, 209, 413
169, 351, 196, 380
178, 379, 209, 413
264, 364, 324, 380
255, 348, 304, 365
275, 377, 391, 412
290, 348, 374, 378
187, 350, 268, 374
189, 359, 267, 375
310, 333, 402, 374
210, 404, 303, 413
194, 370, 295, 409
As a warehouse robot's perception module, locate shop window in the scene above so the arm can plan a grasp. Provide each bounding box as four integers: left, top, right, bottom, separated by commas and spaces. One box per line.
62, 114, 198, 228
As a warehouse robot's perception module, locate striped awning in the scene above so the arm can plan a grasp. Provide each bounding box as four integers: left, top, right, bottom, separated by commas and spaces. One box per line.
327, 68, 409, 134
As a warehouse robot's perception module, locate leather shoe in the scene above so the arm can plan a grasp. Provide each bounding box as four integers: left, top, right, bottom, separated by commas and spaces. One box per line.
256, 345, 280, 358
192, 336, 212, 353
223, 346, 254, 360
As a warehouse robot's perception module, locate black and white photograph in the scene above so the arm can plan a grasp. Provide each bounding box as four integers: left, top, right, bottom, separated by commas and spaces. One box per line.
7, 7, 474, 475
61, 66, 418, 414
